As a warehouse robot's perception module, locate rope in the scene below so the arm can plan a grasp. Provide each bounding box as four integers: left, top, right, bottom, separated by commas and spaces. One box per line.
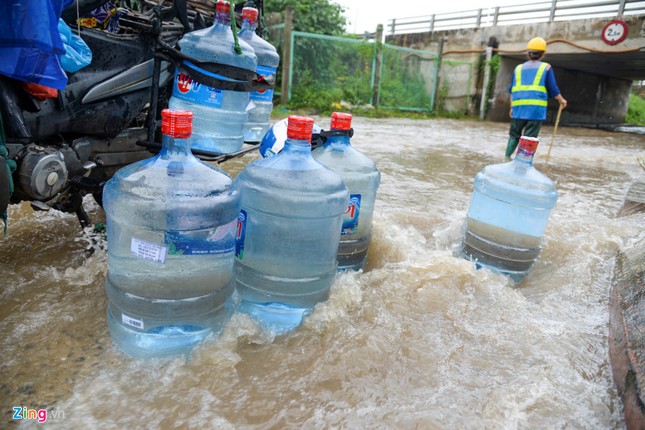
442, 37, 645, 56
230, 3, 242, 55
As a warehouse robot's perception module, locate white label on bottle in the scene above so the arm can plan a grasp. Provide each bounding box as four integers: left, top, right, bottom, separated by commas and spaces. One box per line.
131, 237, 167, 263
122, 313, 144, 330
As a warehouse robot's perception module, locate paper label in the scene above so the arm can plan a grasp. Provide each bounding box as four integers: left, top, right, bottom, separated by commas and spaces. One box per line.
172, 70, 224, 108
131, 237, 167, 263
122, 313, 144, 330
235, 210, 247, 259
342, 194, 361, 236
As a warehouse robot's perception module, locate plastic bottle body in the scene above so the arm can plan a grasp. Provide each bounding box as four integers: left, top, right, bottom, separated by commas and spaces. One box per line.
313, 135, 380, 270
103, 130, 240, 357
239, 21, 280, 143
461, 157, 558, 283
168, 12, 257, 154
233, 140, 349, 332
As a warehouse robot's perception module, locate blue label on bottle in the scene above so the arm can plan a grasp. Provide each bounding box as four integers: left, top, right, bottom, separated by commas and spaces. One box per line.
235, 210, 247, 259
164, 221, 236, 255
342, 194, 361, 236
172, 69, 223, 108
249, 65, 276, 102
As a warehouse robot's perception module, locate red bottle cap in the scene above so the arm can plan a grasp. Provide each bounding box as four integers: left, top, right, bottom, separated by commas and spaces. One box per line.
161, 109, 193, 139
216, 0, 230, 15
242, 7, 258, 22
287, 116, 315, 142
330, 112, 352, 131
518, 136, 539, 153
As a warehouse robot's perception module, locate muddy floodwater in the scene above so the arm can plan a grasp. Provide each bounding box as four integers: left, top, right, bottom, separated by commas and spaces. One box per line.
1, 117, 643, 428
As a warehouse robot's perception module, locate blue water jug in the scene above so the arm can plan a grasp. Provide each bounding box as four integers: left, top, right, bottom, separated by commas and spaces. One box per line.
312, 112, 381, 271
102, 109, 240, 358
233, 116, 349, 333
238, 7, 280, 143
168, 0, 257, 154
461, 136, 558, 283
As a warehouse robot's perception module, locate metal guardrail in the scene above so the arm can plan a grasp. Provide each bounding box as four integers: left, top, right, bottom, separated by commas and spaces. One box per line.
388, 0, 645, 35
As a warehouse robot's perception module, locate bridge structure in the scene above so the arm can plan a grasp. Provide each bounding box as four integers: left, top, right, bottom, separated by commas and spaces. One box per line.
385, 0, 645, 125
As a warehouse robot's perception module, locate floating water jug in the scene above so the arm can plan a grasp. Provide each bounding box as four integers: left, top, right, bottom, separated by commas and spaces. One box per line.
233, 115, 349, 333
238, 6, 280, 143
102, 109, 240, 358
461, 136, 558, 283
168, 0, 257, 154
312, 112, 381, 271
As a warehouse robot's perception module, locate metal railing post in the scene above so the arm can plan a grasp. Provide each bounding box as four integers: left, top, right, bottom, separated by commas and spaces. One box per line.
618, 0, 626, 16
476, 9, 482, 28
479, 46, 493, 120
431, 38, 445, 112
493, 7, 500, 26
549, 0, 557, 22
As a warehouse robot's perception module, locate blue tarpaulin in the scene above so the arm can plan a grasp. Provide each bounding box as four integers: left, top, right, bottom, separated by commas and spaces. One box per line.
0, 0, 74, 89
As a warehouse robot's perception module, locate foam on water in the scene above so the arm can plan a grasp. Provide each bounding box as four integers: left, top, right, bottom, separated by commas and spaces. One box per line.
2, 119, 643, 428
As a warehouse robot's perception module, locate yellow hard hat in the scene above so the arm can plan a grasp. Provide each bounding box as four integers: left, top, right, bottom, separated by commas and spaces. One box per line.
527, 37, 547, 52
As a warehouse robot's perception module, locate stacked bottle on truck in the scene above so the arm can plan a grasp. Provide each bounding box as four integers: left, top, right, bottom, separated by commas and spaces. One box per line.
168, 0, 257, 154
238, 6, 280, 143
233, 116, 349, 333
102, 109, 240, 358
461, 136, 558, 283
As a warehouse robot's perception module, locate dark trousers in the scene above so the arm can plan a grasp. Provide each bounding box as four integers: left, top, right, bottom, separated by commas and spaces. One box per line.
506, 118, 542, 158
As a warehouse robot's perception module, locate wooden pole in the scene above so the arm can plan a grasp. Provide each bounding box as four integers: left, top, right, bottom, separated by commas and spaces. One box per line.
545, 103, 564, 163
371, 24, 383, 108
280, 5, 293, 105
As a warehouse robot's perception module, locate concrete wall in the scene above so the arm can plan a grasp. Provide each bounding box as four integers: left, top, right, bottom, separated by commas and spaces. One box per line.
386, 15, 644, 125
487, 57, 633, 125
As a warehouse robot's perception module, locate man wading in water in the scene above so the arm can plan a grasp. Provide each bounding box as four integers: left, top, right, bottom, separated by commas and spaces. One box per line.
506, 37, 568, 160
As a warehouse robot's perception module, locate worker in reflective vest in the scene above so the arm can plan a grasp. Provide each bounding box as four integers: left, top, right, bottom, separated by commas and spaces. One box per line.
506, 37, 567, 159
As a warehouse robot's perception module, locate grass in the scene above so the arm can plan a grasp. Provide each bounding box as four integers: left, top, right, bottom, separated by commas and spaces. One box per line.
626, 93, 645, 126
273, 90, 645, 125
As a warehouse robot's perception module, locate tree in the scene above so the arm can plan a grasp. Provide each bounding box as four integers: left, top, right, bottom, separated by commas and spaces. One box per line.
265, 0, 347, 35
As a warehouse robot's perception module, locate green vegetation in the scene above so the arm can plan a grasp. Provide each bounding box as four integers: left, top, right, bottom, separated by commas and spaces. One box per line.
265, 0, 346, 35
265, 1, 644, 123
626, 93, 645, 125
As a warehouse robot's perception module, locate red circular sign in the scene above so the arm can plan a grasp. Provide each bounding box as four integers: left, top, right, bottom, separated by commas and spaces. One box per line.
601, 20, 628, 45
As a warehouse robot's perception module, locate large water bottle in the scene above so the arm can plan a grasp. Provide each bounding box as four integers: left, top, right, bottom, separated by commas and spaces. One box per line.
168, 0, 257, 154
102, 109, 240, 358
461, 136, 558, 283
312, 112, 381, 271
238, 6, 280, 143
233, 116, 349, 333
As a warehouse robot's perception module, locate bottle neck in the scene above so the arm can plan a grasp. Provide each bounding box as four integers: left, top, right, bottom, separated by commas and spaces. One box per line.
160, 134, 192, 158
241, 19, 257, 32
514, 148, 535, 166
214, 11, 231, 27
284, 137, 313, 154
326, 133, 351, 149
